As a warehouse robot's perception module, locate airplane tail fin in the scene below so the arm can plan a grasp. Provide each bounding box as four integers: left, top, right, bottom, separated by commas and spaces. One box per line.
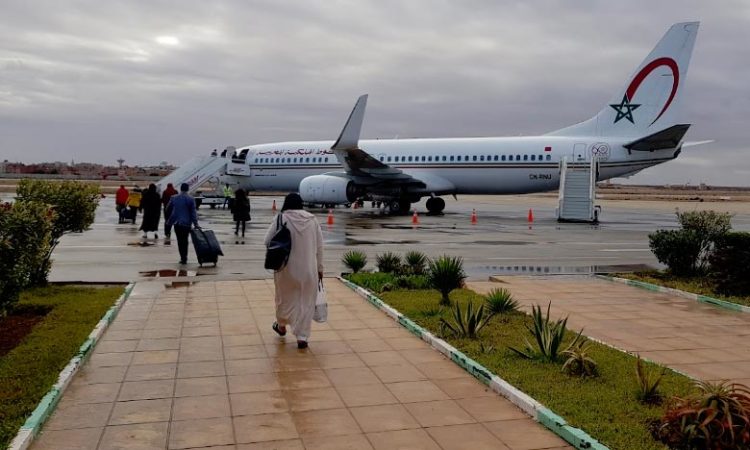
549, 22, 699, 138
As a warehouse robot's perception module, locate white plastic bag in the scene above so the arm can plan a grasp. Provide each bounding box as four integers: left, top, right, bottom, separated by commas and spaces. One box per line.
313, 281, 328, 323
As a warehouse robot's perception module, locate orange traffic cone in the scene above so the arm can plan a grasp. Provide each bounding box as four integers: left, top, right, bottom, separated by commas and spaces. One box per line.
327, 209, 334, 226
527, 208, 534, 223
471, 209, 477, 224
272, 200, 277, 212
412, 210, 419, 225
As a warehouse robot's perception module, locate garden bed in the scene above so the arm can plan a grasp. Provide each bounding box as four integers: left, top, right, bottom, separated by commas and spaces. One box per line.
0, 285, 123, 449
614, 271, 750, 308
344, 275, 695, 450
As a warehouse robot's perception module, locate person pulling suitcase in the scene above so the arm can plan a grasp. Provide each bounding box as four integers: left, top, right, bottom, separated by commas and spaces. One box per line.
165, 183, 200, 265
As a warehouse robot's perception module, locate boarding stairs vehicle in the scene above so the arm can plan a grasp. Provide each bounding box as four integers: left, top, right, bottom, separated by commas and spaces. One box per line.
156, 155, 227, 196
557, 156, 600, 223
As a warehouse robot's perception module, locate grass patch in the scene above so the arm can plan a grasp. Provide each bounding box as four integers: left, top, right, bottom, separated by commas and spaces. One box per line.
368, 287, 695, 450
615, 270, 750, 307
0, 285, 122, 449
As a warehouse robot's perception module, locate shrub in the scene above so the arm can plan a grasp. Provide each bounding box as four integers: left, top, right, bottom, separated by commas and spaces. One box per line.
648, 229, 702, 276
15, 180, 100, 285
654, 380, 750, 449
635, 355, 666, 404
345, 272, 395, 293
404, 250, 428, 275
510, 302, 583, 362
376, 252, 402, 274
342, 250, 367, 273
427, 255, 467, 306
394, 274, 431, 290
677, 210, 732, 271
562, 340, 598, 378
439, 301, 492, 339
484, 288, 519, 314
0, 202, 55, 315
710, 232, 750, 296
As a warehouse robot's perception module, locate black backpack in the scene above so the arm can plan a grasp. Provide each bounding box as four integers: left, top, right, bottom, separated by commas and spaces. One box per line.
264, 213, 292, 271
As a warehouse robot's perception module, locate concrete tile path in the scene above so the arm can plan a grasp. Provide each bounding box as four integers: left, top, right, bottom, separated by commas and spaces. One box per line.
470, 277, 750, 386
32, 279, 570, 450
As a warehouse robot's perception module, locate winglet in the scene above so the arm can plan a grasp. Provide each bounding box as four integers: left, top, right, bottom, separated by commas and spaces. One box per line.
332, 94, 368, 151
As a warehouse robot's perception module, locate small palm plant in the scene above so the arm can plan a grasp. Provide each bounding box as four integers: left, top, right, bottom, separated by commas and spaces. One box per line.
342, 250, 367, 273
376, 252, 402, 273
635, 355, 667, 404
484, 288, 519, 315
562, 340, 598, 378
439, 301, 493, 339
509, 302, 583, 362
404, 250, 428, 275
427, 255, 467, 306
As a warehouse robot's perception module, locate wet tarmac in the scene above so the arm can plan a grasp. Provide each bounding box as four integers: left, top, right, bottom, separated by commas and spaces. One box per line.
47, 194, 750, 283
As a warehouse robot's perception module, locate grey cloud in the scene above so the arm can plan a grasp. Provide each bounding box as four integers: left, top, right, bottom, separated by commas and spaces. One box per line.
1, 0, 749, 185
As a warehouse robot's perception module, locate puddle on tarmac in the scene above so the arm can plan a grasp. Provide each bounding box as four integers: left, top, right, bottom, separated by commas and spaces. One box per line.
166, 281, 196, 288
140, 269, 197, 278
128, 241, 156, 247
471, 241, 531, 246
472, 263, 656, 276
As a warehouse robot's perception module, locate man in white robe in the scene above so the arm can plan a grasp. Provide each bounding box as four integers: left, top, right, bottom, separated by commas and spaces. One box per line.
264, 194, 324, 348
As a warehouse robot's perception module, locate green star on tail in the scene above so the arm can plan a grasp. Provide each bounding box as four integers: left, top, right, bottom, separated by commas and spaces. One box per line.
610, 94, 641, 124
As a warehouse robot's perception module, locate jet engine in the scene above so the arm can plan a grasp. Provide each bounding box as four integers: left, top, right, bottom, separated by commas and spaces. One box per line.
299, 175, 359, 204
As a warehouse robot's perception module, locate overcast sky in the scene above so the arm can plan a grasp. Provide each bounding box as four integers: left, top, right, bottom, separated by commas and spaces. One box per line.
1, 1, 749, 185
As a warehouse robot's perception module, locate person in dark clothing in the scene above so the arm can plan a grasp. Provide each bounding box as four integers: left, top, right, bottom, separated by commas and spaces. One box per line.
161, 183, 178, 239
232, 189, 251, 243
166, 183, 200, 264
139, 184, 162, 239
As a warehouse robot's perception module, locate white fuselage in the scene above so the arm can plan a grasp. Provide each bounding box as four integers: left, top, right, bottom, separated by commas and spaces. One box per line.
221, 136, 676, 196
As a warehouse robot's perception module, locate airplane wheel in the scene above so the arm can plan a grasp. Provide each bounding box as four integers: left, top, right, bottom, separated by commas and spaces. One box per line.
426, 197, 445, 215
389, 200, 411, 215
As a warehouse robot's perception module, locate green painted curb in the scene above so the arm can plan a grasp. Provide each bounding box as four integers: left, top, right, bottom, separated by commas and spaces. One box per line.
339, 277, 610, 450
10, 282, 136, 450
596, 275, 750, 314
20, 389, 60, 431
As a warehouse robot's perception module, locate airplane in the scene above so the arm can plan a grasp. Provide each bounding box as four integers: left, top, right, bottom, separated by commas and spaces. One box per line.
220, 22, 700, 215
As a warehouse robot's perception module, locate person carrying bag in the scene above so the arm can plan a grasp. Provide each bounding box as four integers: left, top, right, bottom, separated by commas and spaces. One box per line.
263, 194, 324, 349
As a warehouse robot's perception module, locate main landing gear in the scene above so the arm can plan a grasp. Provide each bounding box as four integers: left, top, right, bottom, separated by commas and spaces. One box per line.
425, 197, 446, 215
388, 199, 412, 215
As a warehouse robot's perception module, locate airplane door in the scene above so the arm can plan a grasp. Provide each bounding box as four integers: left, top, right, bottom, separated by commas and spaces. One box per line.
573, 143, 588, 162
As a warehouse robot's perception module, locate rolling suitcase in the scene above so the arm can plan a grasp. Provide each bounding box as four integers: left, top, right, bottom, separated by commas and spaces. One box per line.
190, 228, 223, 266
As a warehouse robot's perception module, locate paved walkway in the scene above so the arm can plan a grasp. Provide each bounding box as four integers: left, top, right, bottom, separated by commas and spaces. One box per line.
470, 277, 750, 385
33, 279, 569, 450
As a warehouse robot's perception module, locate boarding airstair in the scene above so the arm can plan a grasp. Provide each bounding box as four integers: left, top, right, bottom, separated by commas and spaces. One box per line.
157, 155, 227, 195
557, 156, 601, 223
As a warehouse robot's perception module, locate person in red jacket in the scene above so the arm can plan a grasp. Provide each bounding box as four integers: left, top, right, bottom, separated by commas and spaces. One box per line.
161, 183, 178, 239
115, 185, 129, 223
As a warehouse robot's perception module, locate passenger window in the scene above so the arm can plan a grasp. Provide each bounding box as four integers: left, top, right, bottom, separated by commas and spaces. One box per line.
516, 155, 521, 161
395, 156, 399, 162
493, 155, 498, 161
442, 156, 447, 161
306, 158, 309, 163
421, 156, 425, 162
531, 155, 535, 161
501, 155, 506, 161
456, 156, 461, 162
523, 155, 528, 161
450, 156, 454, 161
546, 155, 551, 161
325, 157, 328, 162
480, 155, 485, 161
473, 155, 477, 161
387, 156, 392, 162
428, 156, 432, 162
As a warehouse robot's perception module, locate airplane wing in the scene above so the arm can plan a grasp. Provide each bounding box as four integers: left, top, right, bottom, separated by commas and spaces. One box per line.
330, 95, 422, 184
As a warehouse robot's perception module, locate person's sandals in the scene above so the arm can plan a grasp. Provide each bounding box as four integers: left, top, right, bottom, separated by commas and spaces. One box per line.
272, 322, 286, 337
297, 340, 308, 349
